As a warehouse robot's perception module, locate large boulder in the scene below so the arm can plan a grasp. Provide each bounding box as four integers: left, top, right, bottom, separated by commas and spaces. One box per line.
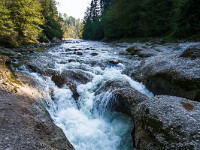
0, 87, 74, 150
0, 47, 16, 58
53, 69, 93, 86
26, 55, 56, 75
180, 45, 200, 59
112, 88, 149, 116
126, 46, 158, 58
51, 70, 93, 100
134, 95, 200, 150
135, 53, 200, 101
0, 55, 10, 66
94, 79, 149, 116
0, 55, 74, 150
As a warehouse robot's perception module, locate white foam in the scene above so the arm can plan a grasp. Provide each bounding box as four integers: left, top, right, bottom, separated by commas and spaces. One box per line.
21, 40, 158, 150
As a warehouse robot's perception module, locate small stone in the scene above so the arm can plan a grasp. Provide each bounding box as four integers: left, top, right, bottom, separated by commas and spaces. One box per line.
68, 59, 76, 63
109, 59, 119, 64
77, 52, 83, 55
91, 53, 98, 56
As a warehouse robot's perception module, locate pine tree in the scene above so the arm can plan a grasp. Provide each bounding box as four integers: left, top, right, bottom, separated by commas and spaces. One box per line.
0, 0, 17, 47
9, 0, 44, 44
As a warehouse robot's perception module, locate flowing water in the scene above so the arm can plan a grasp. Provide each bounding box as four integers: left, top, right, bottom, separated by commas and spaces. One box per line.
19, 39, 154, 150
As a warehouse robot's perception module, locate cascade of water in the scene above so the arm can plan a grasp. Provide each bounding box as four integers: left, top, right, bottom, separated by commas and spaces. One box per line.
21, 40, 154, 150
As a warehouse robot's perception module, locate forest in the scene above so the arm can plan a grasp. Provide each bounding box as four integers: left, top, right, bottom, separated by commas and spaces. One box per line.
0, 0, 199, 47
82, 0, 200, 41
0, 0, 81, 47
61, 13, 82, 39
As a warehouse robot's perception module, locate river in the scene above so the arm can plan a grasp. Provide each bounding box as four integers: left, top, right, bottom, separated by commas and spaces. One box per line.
18, 39, 154, 150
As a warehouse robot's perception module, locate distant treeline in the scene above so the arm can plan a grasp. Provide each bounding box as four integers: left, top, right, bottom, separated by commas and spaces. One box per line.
81, 0, 200, 41
0, 0, 82, 47
60, 13, 82, 39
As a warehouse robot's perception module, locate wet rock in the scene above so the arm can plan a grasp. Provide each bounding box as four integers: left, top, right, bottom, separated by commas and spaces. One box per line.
26, 55, 56, 75
126, 46, 142, 55
61, 70, 93, 85
68, 59, 76, 63
109, 59, 119, 64
16, 53, 23, 58
65, 48, 74, 52
180, 45, 200, 59
95, 79, 148, 116
52, 37, 61, 43
0, 57, 74, 150
134, 95, 200, 150
29, 49, 35, 53
119, 50, 129, 55
137, 52, 155, 58
0, 46, 16, 58
112, 88, 149, 116
51, 70, 93, 100
51, 72, 80, 100
91, 53, 98, 56
126, 46, 157, 58
0, 55, 10, 65
0, 89, 74, 150
135, 54, 200, 101
77, 52, 83, 55
96, 79, 131, 94
77, 48, 83, 50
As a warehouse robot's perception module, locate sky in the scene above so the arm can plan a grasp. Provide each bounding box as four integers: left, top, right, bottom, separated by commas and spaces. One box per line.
56, 0, 92, 19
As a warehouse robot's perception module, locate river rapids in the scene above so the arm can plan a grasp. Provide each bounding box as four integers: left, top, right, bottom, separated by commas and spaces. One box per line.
19, 39, 154, 150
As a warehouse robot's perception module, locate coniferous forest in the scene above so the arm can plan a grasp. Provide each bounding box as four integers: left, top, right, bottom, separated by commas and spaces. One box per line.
81, 0, 200, 41
0, 0, 81, 47
0, 0, 200, 47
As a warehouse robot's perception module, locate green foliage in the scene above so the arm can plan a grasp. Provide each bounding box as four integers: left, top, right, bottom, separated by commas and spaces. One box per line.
61, 14, 82, 39
0, 1, 18, 47
10, 0, 44, 44
42, 15, 62, 40
173, 0, 200, 39
82, 0, 200, 41
0, 0, 44, 46
40, 0, 63, 41
0, 0, 63, 47
82, 0, 111, 40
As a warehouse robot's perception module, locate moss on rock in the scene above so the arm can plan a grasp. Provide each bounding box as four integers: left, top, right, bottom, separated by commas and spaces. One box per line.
126, 46, 142, 55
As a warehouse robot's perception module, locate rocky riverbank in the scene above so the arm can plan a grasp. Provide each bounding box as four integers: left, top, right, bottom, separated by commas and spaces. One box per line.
1, 40, 199, 150
124, 43, 200, 149
0, 53, 74, 149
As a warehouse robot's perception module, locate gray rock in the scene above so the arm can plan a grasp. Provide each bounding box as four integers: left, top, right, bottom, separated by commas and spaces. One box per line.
51, 70, 93, 100
109, 59, 119, 64
77, 52, 83, 55
180, 45, 200, 59
60, 70, 93, 86
68, 59, 76, 63
95, 79, 148, 116
26, 55, 57, 75
0, 55, 10, 65
0, 56, 74, 150
0, 89, 74, 150
52, 37, 61, 43
135, 53, 200, 101
112, 88, 149, 116
91, 53, 98, 56
126, 46, 157, 58
134, 95, 200, 150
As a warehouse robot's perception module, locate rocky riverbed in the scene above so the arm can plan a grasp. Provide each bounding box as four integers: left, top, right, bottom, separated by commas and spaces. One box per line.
0, 53, 74, 150
0, 40, 200, 150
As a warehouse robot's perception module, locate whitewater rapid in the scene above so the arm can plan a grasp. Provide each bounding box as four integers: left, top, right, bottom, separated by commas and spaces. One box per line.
21, 40, 154, 150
